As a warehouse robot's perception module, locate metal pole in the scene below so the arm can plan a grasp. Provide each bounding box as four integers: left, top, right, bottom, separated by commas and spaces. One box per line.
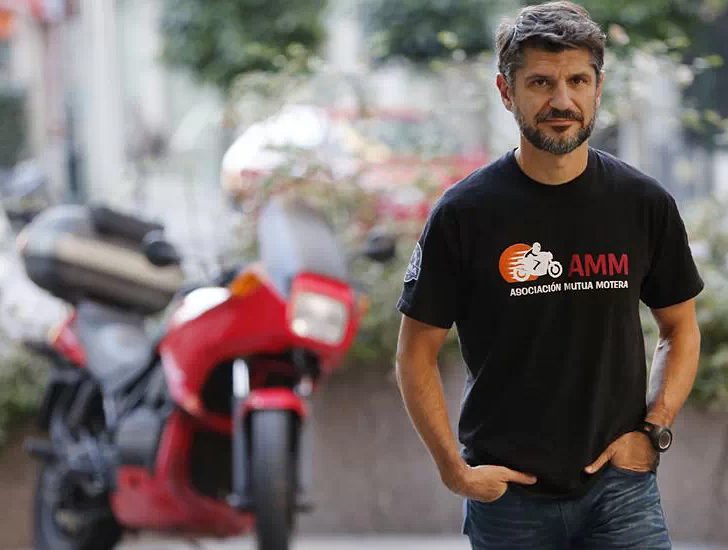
79, 0, 124, 201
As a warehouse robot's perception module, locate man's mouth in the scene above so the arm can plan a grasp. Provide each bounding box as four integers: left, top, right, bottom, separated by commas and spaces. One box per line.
541, 120, 576, 133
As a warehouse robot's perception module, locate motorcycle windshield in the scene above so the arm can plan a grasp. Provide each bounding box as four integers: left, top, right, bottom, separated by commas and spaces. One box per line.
257, 197, 348, 296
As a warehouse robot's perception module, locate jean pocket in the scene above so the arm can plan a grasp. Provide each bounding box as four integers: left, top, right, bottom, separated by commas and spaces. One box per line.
470, 486, 511, 506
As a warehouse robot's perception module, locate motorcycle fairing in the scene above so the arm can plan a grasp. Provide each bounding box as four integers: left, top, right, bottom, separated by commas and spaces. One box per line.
49, 311, 86, 366
242, 388, 308, 418
111, 410, 252, 535
258, 197, 348, 297
159, 271, 291, 427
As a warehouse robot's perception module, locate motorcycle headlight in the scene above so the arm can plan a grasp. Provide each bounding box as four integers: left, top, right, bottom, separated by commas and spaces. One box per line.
290, 291, 348, 345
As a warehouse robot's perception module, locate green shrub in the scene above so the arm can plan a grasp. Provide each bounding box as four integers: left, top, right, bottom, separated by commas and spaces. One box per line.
228, 151, 468, 370
0, 342, 48, 446
363, 0, 495, 65
160, 0, 326, 91
639, 199, 728, 411
678, 199, 728, 410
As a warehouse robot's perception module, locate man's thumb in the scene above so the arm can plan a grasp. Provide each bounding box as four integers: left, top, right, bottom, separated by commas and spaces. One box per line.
502, 467, 538, 485
584, 451, 610, 474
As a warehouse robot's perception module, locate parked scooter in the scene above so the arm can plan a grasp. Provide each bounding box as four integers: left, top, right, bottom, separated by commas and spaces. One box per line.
18, 198, 394, 550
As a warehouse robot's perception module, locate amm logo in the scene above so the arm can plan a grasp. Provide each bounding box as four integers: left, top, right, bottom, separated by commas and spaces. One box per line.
498, 242, 563, 284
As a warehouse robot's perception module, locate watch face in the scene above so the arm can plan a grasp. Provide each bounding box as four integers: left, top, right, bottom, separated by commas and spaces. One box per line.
657, 430, 672, 450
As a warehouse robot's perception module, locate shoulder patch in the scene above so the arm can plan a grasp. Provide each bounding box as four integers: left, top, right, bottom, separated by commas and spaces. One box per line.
404, 243, 422, 283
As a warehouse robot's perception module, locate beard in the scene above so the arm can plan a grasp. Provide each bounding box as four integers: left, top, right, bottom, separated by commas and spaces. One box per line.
514, 104, 597, 155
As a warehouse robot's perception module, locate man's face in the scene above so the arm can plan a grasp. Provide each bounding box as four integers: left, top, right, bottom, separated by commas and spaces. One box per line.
498, 47, 603, 155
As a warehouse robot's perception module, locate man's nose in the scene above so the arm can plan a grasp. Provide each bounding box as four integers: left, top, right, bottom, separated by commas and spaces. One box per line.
549, 81, 574, 112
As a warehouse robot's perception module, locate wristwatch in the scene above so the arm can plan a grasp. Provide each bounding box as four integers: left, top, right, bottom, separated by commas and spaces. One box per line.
638, 421, 673, 452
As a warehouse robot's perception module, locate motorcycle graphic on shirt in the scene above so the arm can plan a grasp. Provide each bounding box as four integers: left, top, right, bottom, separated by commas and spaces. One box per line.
506, 242, 563, 282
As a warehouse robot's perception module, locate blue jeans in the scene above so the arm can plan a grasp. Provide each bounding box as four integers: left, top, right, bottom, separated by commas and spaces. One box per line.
463, 465, 670, 549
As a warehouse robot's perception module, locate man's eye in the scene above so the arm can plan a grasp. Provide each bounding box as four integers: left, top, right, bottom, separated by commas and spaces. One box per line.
571, 77, 587, 85
532, 79, 549, 87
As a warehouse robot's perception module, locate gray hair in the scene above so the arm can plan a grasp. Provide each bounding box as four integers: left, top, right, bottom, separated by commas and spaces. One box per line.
496, 1, 606, 85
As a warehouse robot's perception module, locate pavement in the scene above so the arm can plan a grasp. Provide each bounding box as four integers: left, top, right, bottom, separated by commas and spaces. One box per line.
116, 535, 728, 549
120, 536, 467, 549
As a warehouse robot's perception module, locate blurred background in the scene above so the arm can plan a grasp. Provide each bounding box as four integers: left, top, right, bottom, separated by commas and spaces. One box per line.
0, 0, 727, 548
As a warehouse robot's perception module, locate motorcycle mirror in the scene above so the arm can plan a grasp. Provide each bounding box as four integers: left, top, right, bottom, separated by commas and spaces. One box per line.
363, 229, 397, 263
142, 230, 181, 267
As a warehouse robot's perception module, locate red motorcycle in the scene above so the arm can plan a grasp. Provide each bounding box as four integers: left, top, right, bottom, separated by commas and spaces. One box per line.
18, 198, 394, 550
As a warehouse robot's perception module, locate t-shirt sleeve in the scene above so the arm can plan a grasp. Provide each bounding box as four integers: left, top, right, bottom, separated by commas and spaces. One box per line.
640, 194, 704, 309
396, 200, 461, 329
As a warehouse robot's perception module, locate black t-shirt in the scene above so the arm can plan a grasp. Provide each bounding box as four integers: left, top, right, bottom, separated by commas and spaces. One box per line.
397, 147, 704, 498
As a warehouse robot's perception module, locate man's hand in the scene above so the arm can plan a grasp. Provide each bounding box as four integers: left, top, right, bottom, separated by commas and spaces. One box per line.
442, 462, 538, 503
584, 432, 657, 474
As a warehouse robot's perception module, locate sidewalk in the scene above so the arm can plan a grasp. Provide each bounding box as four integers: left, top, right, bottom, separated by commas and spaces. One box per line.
118, 535, 728, 549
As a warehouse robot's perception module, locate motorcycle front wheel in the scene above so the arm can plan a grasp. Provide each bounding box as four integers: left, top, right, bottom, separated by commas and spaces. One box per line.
251, 410, 297, 550
33, 462, 122, 550
548, 261, 564, 278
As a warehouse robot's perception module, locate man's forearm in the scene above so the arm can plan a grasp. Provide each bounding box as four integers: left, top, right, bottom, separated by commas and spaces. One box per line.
395, 353, 465, 483
646, 324, 701, 426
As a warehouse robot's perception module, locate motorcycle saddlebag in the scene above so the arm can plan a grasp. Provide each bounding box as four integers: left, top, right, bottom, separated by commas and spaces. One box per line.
18, 205, 183, 314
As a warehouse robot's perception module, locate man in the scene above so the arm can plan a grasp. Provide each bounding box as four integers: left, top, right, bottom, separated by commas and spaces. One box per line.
395, 2, 703, 548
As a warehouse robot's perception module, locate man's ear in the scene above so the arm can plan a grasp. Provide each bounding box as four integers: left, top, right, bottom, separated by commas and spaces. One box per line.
596, 70, 605, 108
496, 73, 514, 112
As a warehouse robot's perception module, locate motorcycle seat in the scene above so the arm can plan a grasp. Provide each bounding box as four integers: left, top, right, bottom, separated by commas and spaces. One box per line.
75, 301, 153, 393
